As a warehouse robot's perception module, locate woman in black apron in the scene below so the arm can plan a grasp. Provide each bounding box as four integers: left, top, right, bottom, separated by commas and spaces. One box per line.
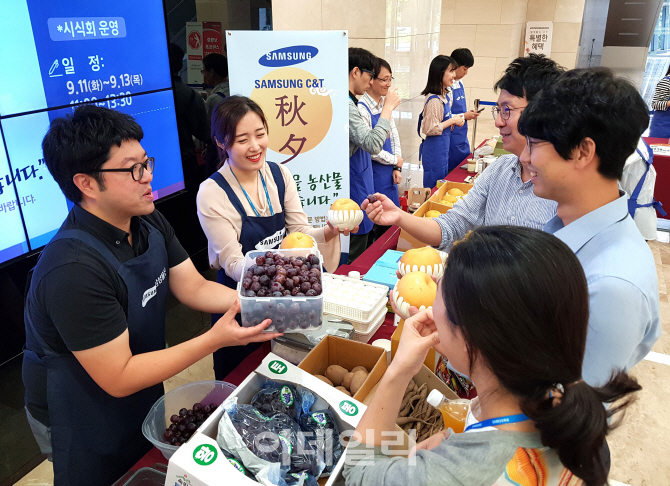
197, 96, 352, 379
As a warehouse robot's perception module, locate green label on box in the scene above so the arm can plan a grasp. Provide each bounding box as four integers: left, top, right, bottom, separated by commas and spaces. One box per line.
339, 400, 359, 416
193, 444, 218, 465
268, 360, 287, 374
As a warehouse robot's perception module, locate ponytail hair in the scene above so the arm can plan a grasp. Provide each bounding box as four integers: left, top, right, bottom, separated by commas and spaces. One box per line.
442, 226, 641, 486
522, 373, 640, 486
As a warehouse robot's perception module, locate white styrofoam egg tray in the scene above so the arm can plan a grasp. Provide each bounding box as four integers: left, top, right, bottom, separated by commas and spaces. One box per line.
321, 274, 389, 322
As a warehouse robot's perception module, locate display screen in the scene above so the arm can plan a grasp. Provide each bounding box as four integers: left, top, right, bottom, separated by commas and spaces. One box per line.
0, 0, 184, 266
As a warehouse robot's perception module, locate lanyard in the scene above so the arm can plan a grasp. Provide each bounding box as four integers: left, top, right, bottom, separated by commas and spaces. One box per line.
230, 168, 274, 217
463, 413, 529, 432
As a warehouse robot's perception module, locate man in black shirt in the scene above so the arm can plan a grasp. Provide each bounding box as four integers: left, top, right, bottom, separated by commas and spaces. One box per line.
22, 105, 281, 486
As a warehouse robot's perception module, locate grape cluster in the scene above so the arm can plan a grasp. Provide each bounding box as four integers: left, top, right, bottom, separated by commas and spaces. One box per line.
163, 402, 217, 447
241, 251, 323, 299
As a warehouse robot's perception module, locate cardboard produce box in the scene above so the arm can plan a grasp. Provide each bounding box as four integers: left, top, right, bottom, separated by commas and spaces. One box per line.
299, 335, 387, 402
361, 364, 458, 455
430, 181, 473, 204
397, 200, 450, 251
165, 353, 369, 486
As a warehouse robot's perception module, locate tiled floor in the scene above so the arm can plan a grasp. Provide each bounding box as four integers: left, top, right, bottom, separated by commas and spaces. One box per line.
9, 97, 670, 485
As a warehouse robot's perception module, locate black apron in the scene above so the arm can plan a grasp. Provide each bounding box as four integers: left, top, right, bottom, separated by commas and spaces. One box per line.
210, 162, 287, 379
23, 222, 169, 486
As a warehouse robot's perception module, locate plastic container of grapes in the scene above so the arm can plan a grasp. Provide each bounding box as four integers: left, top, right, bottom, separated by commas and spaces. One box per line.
142, 380, 236, 460
238, 248, 324, 333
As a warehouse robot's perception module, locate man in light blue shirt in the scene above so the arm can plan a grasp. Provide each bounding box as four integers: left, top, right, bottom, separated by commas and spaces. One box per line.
362, 54, 560, 251
519, 68, 661, 386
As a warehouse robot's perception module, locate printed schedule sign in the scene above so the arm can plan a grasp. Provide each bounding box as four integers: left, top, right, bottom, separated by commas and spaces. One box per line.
0, 0, 184, 266
227, 31, 350, 232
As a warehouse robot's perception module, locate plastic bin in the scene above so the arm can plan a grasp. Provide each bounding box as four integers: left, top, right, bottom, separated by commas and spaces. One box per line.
142, 380, 236, 460
238, 248, 324, 333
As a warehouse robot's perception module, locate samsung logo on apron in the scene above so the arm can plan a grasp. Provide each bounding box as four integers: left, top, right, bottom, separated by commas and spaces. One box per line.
255, 228, 286, 250
142, 267, 167, 307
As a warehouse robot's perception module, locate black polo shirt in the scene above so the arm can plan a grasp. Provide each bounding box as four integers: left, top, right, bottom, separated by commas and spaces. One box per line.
26, 205, 189, 356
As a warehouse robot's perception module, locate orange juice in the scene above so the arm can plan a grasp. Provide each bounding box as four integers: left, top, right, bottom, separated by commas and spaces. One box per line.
436, 400, 470, 433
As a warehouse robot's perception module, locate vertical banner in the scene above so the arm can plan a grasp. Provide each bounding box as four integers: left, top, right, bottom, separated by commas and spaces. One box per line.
525, 22, 553, 57
202, 21, 223, 56
227, 31, 350, 235
186, 21, 203, 85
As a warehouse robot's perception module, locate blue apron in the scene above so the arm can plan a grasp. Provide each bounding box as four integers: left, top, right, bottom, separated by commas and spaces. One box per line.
628, 140, 666, 218
649, 76, 670, 138
358, 102, 400, 206
209, 162, 287, 379
349, 148, 375, 235
418, 95, 451, 188
23, 222, 169, 486
448, 82, 471, 172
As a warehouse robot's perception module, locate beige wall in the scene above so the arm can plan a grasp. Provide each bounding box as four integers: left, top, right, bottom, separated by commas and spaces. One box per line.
439, 0, 585, 108
272, 0, 441, 100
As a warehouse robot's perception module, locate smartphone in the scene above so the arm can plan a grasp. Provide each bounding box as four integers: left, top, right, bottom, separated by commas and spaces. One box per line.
476, 107, 486, 113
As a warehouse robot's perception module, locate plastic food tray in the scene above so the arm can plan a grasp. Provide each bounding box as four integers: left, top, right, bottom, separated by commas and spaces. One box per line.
142, 380, 236, 460
321, 274, 389, 322
352, 306, 388, 343
238, 248, 324, 333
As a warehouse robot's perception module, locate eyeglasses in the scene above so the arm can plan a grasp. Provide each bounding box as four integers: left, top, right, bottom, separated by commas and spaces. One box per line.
492, 105, 525, 121
92, 157, 155, 181
376, 76, 394, 84
525, 137, 549, 155
360, 68, 376, 78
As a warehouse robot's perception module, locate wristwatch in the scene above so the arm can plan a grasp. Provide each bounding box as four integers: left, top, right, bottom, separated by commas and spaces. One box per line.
393, 165, 401, 171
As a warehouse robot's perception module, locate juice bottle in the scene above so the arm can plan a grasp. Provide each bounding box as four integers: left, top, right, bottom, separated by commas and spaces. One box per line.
427, 390, 470, 433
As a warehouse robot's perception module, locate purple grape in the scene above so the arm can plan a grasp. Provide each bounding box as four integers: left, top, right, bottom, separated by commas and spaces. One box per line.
170, 414, 180, 424
276, 267, 288, 277
179, 408, 188, 417
310, 256, 320, 266
293, 259, 304, 268
251, 275, 260, 283
274, 274, 287, 285
367, 194, 378, 204
312, 283, 322, 295
300, 282, 312, 293
170, 437, 178, 445
202, 405, 211, 414
284, 278, 294, 290
259, 275, 270, 286
256, 256, 266, 265
164, 430, 174, 440
265, 251, 274, 259
251, 281, 261, 292
270, 282, 284, 293
296, 292, 305, 297
292, 276, 301, 285
309, 276, 319, 285
286, 267, 298, 278
244, 270, 253, 280
186, 422, 197, 432
253, 266, 266, 276
174, 441, 182, 447
304, 263, 312, 271
266, 265, 277, 277
299, 318, 312, 329
242, 279, 252, 290
257, 288, 269, 297
305, 289, 317, 297
291, 287, 300, 296
169, 424, 177, 431
246, 290, 256, 297
272, 291, 283, 297
282, 290, 290, 296
177, 424, 186, 432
